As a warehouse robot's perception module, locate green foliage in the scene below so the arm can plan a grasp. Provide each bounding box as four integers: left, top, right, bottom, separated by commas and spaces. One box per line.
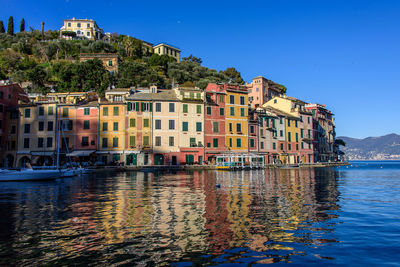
221, 67, 244, 84
335, 139, 346, 147
268, 80, 287, 93
7, 16, 14, 35
26, 65, 47, 93
0, 21, 5, 33
182, 54, 202, 64
117, 61, 165, 88
20, 18, 25, 32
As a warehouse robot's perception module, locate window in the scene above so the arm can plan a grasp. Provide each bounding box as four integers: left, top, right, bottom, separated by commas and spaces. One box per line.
11, 126, 16, 134
24, 138, 29, 148
113, 122, 118, 131
155, 103, 161, 112
196, 122, 202, 132
155, 119, 161, 129
206, 106, 211, 115
38, 138, 44, 148
113, 107, 119, 116
24, 124, 30, 134
63, 108, 68, 117
230, 95, 235, 104
274, 99, 277, 104
301, 142, 304, 149
280, 117, 283, 124
213, 138, 218, 148
67, 22, 71, 27
113, 138, 118, 147
308, 129, 311, 138
230, 107, 235, 116
169, 120, 175, 130
261, 142, 264, 149
308, 117, 310, 124
213, 122, 219, 133
236, 123, 241, 133
102, 138, 108, 148
103, 122, 108, 131
240, 96, 245, 105
81, 137, 89, 146
250, 139, 255, 148
130, 119, 136, 127
196, 105, 202, 114
190, 92, 194, 98
83, 120, 90, 129
229, 123, 233, 132
38, 121, 44, 131
25, 108, 30, 118
288, 132, 291, 142
288, 144, 291, 150
190, 138, 196, 147
48, 106, 53, 115
39, 107, 44, 116
84, 108, 90, 115
280, 130, 283, 137
129, 136, 136, 147
296, 133, 299, 142
141, 103, 150, 112
240, 108, 245, 117
295, 120, 298, 128
108, 60, 112, 66
183, 104, 188, 113
143, 136, 149, 146
77, 23, 81, 27
288, 119, 291, 127
260, 129, 264, 137
273, 142, 276, 150
300, 116, 303, 122
196, 93, 200, 99
143, 119, 149, 127
256, 87, 259, 92
250, 125, 254, 134
169, 136, 174, 146
103, 107, 108, 116
169, 103, 175, 112
301, 129, 304, 138
236, 138, 242, 148
220, 108, 224, 116
281, 143, 284, 150
220, 95, 224, 103
182, 122, 188, 131
87, 23, 90, 27
207, 143, 211, 148
47, 121, 53, 131
229, 138, 233, 147
155, 136, 161, 146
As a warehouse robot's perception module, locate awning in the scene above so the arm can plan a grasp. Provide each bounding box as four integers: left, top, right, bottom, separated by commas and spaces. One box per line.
67, 150, 96, 157
31, 151, 54, 156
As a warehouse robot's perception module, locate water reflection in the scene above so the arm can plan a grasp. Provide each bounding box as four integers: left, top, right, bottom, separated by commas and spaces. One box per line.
0, 168, 341, 266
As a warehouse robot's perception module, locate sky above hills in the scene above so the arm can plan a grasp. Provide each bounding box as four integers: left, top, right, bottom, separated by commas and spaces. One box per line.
1, 0, 400, 138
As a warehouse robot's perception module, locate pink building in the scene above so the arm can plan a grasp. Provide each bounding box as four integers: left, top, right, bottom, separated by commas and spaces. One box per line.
71, 102, 98, 161
246, 76, 284, 109
248, 110, 259, 153
204, 83, 227, 163
299, 111, 314, 163
0, 84, 29, 167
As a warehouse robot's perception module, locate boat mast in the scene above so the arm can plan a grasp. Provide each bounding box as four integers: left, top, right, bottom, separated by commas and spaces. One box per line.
56, 104, 60, 169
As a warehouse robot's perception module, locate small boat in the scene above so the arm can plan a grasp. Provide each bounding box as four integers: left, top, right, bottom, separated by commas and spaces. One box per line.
60, 168, 82, 178
0, 168, 60, 182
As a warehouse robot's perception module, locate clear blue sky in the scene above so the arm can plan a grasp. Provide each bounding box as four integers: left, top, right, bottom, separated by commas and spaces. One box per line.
1, 0, 400, 138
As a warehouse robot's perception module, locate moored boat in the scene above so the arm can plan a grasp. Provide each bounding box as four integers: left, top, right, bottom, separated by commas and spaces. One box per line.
0, 169, 60, 181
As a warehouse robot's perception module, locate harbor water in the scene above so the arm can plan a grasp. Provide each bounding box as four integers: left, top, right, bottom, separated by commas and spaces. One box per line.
0, 161, 399, 266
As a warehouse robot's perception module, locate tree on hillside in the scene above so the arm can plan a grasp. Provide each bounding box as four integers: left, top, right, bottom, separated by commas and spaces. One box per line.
335, 139, 346, 147
26, 65, 47, 93
20, 18, 25, 32
7, 16, 14, 35
117, 61, 164, 88
182, 54, 202, 64
221, 67, 244, 84
0, 21, 5, 33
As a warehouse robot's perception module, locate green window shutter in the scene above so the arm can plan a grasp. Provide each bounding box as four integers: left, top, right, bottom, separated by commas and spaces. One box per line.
220, 108, 224, 116
127, 102, 132, 111
230, 107, 234, 116
183, 104, 188, 113
144, 119, 149, 127
229, 138, 232, 147
149, 103, 153, 112
130, 118, 136, 127
196, 122, 202, 132
197, 105, 201, 114
182, 122, 188, 131
136, 102, 139, 111
241, 108, 245, 117
237, 138, 241, 148
129, 136, 136, 146
141, 102, 144, 111
213, 138, 218, 148
296, 133, 299, 142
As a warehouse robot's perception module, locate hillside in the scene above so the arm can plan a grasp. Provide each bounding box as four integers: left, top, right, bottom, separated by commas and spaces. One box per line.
338, 134, 400, 160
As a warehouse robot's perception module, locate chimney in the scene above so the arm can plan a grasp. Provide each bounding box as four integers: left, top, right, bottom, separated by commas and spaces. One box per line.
150, 85, 157, 93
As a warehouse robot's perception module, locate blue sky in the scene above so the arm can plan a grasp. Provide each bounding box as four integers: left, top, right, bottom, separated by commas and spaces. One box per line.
1, 0, 400, 138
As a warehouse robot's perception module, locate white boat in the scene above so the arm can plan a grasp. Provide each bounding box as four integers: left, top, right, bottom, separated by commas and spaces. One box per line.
0, 168, 60, 181
60, 168, 83, 177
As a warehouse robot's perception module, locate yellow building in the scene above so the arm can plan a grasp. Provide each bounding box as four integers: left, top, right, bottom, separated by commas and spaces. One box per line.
98, 102, 126, 164
225, 85, 248, 153
80, 53, 119, 73
153, 43, 181, 62
17, 102, 58, 167
60, 18, 104, 40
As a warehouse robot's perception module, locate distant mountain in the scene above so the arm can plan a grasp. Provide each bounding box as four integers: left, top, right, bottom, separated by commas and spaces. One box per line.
337, 134, 400, 160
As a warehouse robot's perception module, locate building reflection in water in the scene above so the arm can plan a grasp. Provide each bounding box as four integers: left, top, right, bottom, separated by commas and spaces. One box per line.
0, 167, 340, 265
